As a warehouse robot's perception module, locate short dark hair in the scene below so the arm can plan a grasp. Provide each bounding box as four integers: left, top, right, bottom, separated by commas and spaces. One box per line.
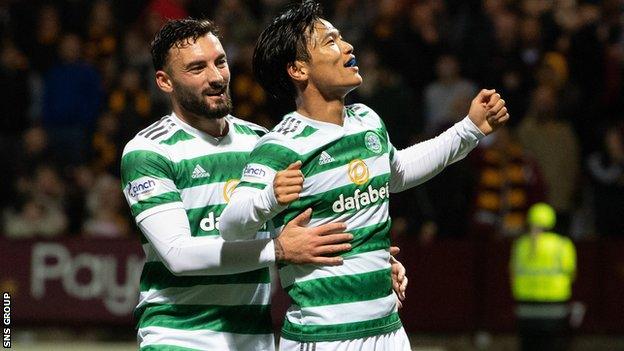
252, 1, 323, 100
150, 18, 219, 71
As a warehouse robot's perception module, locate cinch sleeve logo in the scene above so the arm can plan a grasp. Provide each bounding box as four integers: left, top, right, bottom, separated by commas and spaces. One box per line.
348, 159, 369, 185
243, 165, 267, 178
127, 177, 158, 199
223, 179, 240, 203
241, 163, 275, 184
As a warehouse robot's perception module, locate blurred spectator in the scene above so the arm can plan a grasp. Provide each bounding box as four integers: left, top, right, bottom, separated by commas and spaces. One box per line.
42, 33, 104, 166
518, 16, 544, 72
517, 85, 580, 234
122, 28, 153, 76
0, 40, 31, 145
459, 4, 526, 127
1, 127, 50, 210
368, 0, 410, 75
31, 164, 67, 209
567, 3, 604, 102
29, 5, 61, 74
400, 0, 442, 93
12, 127, 54, 179
230, 42, 272, 128
3, 196, 67, 239
401, 149, 476, 243
91, 112, 124, 176
64, 165, 95, 235
600, 0, 624, 118
329, 0, 376, 50
565, 3, 606, 150
83, 174, 130, 238
586, 125, 624, 237
3, 164, 68, 239
84, 0, 118, 67
121, 27, 169, 118
424, 54, 477, 134
471, 127, 546, 238
214, 0, 258, 62
84, 0, 119, 91
108, 67, 152, 139
356, 48, 417, 148
535, 52, 583, 137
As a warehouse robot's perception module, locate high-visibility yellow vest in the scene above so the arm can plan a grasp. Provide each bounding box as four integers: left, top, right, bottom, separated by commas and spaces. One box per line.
510, 232, 576, 302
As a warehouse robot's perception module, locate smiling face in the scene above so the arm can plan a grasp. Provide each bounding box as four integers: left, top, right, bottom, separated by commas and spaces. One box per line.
297, 19, 362, 99
156, 33, 232, 120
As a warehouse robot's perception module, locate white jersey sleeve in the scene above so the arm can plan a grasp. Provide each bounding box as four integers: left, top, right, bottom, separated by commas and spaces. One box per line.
139, 207, 275, 275
389, 116, 484, 192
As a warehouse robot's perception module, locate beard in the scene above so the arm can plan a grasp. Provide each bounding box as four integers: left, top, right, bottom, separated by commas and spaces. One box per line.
172, 80, 233, 119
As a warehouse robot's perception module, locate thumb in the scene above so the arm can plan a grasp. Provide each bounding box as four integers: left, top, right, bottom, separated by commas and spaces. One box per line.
390, 246, 400, 256
287, 160, 303, 170
476, 88, 496, 103
289, 208, 312, 227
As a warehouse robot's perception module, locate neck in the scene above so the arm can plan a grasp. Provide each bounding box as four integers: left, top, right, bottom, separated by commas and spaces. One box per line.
295, 88, 346, 126
172, 101, 228, 137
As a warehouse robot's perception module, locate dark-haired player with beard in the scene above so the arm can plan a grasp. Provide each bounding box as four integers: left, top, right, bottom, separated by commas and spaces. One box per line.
120, 19, 365, 350
220, 1, 510, 350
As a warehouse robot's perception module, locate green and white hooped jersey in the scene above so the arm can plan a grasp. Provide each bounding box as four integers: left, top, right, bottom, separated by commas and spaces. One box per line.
121, 113, 273, 350
238, 104, 401, 342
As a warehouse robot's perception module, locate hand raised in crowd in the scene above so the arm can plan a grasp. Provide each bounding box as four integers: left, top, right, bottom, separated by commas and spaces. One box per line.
274, 161, 304, 206
468, 89, 510, 135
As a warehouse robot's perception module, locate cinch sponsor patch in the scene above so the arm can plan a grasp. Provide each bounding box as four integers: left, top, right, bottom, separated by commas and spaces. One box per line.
241, 163, 273, 183
127, 177, 159, 199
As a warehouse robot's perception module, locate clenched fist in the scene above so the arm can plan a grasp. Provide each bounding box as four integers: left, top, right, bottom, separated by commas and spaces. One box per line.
274, 161, 304, 206
468, 89, 510, 135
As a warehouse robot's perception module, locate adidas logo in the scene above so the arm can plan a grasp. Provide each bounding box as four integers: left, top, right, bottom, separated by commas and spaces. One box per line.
191, 164, 210, 179
319, 151, 335, 165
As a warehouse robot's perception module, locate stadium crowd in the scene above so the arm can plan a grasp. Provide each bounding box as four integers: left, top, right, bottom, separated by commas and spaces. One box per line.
0, 0, 622, 241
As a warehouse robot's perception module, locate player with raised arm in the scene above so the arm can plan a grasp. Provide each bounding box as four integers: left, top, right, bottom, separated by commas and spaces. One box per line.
219, 1, 509, 350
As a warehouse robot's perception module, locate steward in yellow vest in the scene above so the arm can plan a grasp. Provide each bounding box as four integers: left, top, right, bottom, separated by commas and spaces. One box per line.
510, 203, 576, 351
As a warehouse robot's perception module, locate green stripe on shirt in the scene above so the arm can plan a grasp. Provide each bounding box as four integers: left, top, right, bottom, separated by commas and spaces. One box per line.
138, 303, 272, 334
281, 312, 402, 342
139, 262, 270, 291
285, 268, 392, 308
130, 193, 182, 218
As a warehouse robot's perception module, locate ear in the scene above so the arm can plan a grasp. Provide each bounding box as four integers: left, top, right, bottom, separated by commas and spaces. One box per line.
155, 70, 173, 93
287, 60, 308, 83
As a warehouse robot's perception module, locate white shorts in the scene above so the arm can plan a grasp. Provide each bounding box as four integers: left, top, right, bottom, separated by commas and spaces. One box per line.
278, 327, 411, 351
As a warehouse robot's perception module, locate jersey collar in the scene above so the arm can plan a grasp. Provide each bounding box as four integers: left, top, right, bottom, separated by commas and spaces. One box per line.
170, 112, 233, 144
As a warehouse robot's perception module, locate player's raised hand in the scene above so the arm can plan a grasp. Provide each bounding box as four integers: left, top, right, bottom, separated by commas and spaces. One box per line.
275, 208, 353, 265
468, 89, 510, 135
274, 161, 304, 206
